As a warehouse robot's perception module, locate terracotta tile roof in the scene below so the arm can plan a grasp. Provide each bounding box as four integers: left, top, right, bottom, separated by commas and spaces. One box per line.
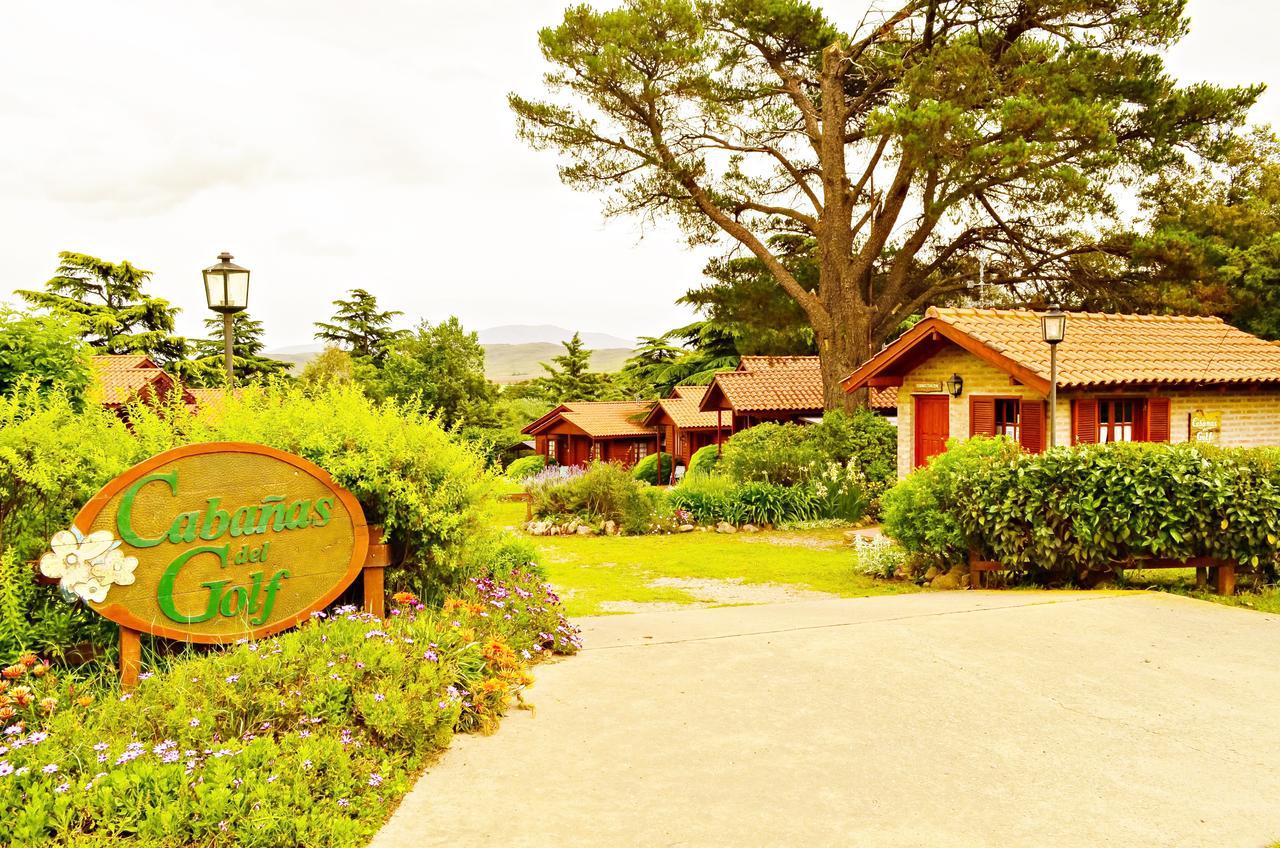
844, 307, 1280, 393
645, 386, 726, 429
701, 357, 824, 414
522, 401, 653, 438
90, 355, 172, 406
930, 307, 1280, 387
868, 386, 898, 410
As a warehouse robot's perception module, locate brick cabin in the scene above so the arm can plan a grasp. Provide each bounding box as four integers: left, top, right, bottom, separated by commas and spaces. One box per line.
522, 401, 655, 468
841, 307, 1280, 479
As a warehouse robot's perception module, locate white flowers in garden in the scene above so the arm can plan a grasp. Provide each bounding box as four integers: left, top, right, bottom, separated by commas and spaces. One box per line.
38, 528, 138, 603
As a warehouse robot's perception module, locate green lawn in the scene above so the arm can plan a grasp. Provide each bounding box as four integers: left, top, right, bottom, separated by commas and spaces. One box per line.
1121, 567, 1280, 615
491, 501, 916, 618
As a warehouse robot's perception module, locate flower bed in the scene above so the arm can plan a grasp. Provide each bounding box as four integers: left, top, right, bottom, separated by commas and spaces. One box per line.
0, 570, 579, 846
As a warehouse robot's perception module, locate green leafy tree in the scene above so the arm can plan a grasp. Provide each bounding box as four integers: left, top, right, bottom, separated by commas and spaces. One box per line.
536, 332, 620, 402
0, 308, 92, 400
1111, 129, 1280, 338
18, 252, 186, 363
376, 317, 499, 428
182, 313, 291, 386
314, 289, 406, 363
299, 346, 376, 388
511, 0, 1258, 408
620, 335, 686, 396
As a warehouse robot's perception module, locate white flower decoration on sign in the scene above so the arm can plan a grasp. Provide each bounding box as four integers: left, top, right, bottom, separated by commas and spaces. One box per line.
39, 528, 138, 604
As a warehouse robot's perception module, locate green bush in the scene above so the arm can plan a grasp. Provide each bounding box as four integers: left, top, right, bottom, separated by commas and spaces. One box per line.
685, 444, 721, 478
631, 452, 674, 485
852, 535, 909, 579
880, 437, 1023, 570
505, 454, 547, 481
883, 440, 1280, 579
807, 409, 897, 486
529, 462, 668, 532
669, 474, 738, 524
670, 475, 835, 526
719, 423, 822, 486
0, 571, 579, 847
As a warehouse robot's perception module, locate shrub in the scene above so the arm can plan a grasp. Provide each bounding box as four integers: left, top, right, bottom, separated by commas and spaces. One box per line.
529, 462, 667, 532
505, 454, 547, 481
685, 444, 721, 478
732, 482, 822, 526
880, 437, 1023, 569
719, 423, 822, 486
631, 452, 674, 485
883, 440, 1280, 579
0, 571, 579, 847
852, 535, 909, 579
669, 474, 738, 524
807, 409, 897, 486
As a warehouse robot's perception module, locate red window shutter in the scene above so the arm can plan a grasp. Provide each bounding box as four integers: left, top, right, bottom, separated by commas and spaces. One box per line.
1020, 400, 1046, 453
1146, 398, 1171, 443
1073, 399, 1099, 445
969, 397, 996, 437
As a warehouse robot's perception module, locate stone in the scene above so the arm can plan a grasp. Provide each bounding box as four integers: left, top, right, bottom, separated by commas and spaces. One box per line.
716, 522, 738, 534
576, 525, 594, 535
843, 530, 860, 544
604, 520, 618, 536
741, 524, 760, 533
923, 566, 940, 581
930, 571, 961, 591
679, 524, 696, 533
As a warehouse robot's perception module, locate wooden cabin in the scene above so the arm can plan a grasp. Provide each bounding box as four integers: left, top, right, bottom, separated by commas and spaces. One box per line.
641, 386, 730, 480
90, 355, 196, 412
521, 401, 655, 469
842, 307, 1280, 478
697, 355, 896, 428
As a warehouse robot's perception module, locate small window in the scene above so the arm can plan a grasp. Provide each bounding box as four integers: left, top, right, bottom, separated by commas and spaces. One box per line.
635, 441, 649, 460
1099, 399, 1142, 443
994, 399, 1021, 441
546, 439, 557, 461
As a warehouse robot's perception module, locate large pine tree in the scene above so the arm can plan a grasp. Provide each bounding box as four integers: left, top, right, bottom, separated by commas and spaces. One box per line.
19, 252, 186, 364
314, 289, 405, 363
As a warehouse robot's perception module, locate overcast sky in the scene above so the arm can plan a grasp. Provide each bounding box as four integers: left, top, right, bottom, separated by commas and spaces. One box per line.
1, 0, 1276, 350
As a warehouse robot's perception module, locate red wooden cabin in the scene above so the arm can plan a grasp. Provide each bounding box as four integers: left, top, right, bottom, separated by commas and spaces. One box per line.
521, 401, 655, 469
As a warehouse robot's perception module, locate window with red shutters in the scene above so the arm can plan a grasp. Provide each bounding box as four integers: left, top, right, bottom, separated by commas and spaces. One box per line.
1020, 400, 1046, 453
1073, 398, 1099, 444
969, 396, 996, 437
1147, 397, 1171, 442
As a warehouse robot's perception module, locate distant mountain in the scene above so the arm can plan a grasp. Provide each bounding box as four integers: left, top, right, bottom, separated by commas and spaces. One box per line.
264, 340, 634, 383
484, 343, 633, 384
476, 324, 635, 349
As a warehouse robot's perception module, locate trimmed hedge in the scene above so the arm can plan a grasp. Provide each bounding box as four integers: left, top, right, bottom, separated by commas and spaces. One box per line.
882, 438, 1280, 577
632, 452, 674, 485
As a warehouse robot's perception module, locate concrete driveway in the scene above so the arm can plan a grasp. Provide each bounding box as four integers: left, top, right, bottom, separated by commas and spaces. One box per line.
372, 592, 1280, 848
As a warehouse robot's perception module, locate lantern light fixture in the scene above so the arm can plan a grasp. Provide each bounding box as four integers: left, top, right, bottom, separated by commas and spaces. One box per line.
202, 252, 250, 315
945, 373, 964, 398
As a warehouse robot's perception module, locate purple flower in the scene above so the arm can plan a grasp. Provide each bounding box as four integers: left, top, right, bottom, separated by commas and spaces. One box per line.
267, 774, 278, 783
189, 718, 200, 728
225, 674, 240, 684
368, 773, 383, 787
55, 782, 70, 793
423, 650, 439, 663
373, 694, 385, 702
42, 763, 58, 774
0, 762, 13, 777
337, 798, 349, 808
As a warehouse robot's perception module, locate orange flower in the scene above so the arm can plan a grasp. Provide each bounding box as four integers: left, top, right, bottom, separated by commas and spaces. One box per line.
38, 697, 57, 715
1, 665, 24, 680
76, 695, 94, 708
17, 654, 37, 668
31, 663, 48, 678
443, 598, 466, 612
392, 591, 420, 606
0, 706, 14, 721
11, 687, 32, 708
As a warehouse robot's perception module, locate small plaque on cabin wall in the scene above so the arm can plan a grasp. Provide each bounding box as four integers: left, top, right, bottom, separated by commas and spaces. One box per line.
914, 381, 943, 392
1190, 409, 1222, 444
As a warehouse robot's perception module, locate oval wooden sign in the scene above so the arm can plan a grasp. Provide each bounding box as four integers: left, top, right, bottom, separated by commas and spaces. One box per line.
63, 443, 369, 644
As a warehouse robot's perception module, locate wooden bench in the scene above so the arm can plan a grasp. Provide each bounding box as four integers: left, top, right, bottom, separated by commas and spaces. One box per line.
501, 491, 533, 521
969, 551, 1237, 594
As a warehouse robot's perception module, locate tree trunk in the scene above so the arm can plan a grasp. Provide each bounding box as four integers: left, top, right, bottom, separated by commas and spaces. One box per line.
814, 312, 873, 412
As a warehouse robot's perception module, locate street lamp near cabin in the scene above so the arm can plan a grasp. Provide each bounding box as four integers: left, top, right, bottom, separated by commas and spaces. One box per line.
1040, 304, 1067, 447
202, 252, 251, 383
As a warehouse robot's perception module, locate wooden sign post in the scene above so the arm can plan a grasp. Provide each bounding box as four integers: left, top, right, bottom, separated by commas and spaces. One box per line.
39, 443, 376, 686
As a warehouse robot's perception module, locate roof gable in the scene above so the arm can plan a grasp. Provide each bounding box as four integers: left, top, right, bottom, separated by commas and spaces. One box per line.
522, 401, 653, 438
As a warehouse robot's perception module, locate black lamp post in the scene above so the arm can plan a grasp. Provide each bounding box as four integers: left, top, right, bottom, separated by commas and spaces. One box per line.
202, 252, 250, 383
1040, 303, 1067, 447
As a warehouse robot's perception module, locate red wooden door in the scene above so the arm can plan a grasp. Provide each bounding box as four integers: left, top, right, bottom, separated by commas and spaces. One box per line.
914, 395, 950, 468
